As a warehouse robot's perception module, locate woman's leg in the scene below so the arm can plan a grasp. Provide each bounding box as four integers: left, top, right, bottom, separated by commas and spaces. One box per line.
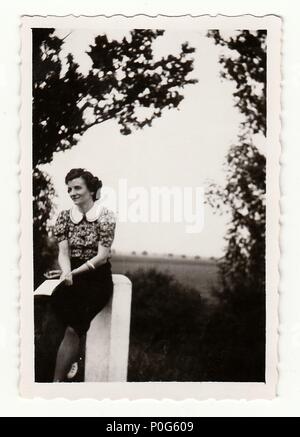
53, 326, 80, 382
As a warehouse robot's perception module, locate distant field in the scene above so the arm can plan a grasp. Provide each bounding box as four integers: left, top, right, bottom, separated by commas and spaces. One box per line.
111, 254, 221, 304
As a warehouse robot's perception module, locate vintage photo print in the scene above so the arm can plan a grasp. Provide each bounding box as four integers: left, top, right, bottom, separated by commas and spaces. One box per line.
20, 14, 281, 399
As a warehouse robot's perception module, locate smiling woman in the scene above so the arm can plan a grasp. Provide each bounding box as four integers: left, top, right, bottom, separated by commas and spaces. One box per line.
65, 168, 102, 203
50, 168, 116, 382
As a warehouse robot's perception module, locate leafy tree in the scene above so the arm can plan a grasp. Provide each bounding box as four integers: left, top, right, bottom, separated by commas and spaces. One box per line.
203, 30, 267, 381
33, 168, 56, 235
33, 28, 197, 167
207, 30, 266, 293
33, 168, 57, 287
207, 30, 266, 135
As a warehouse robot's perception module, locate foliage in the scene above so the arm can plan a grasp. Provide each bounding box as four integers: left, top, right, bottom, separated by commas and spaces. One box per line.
200, 283, 266, 381
32, 168, 57, 287
207, 140, 266, 291
207, 30, 266, 293
33, 28, 197, 167
33, 167, 56, 233
207, 30, 266, 135
127, 268, 207, 381
126, 268, 265, 382
204, 30, 267, 380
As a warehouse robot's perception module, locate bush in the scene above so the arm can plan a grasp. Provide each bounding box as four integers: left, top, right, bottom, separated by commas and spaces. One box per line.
126, 268, 265, 382
33, 235, 58, 289
126, 268, 208, 381
200, 284, 265, 382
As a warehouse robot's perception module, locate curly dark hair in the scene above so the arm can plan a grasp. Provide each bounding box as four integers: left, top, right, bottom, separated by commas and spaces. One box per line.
65, 168, 102, 201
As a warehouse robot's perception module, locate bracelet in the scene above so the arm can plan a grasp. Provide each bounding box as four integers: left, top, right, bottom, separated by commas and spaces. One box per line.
86, 260, 96, 271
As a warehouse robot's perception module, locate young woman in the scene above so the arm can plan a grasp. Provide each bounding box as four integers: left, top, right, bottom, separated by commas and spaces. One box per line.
51, 168, 116, 382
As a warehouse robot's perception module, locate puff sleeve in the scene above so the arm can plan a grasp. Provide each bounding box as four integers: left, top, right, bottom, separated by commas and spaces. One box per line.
97, 208, 116, 248
53, 210, 69, 243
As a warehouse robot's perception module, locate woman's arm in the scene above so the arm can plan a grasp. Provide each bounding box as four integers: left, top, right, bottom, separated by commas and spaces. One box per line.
57, 240, 72, 278
71, 242, 110, 277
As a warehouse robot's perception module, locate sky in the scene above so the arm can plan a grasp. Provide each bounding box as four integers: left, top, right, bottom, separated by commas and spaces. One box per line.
42, 28, 245, 258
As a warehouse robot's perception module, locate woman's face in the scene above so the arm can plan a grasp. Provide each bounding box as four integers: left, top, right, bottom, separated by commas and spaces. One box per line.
67, 177, 93, 206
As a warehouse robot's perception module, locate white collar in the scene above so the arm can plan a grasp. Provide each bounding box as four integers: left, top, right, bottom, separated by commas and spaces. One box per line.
69, 202, 104, 224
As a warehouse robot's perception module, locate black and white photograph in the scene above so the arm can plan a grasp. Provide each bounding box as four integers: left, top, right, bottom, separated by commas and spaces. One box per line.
20, 15, 280, 399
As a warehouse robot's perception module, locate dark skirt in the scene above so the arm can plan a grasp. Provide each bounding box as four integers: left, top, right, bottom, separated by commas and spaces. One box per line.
51, 258, 113, 337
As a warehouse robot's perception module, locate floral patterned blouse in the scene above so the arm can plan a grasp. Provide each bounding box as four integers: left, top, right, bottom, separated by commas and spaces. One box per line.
53, 204, 116, 261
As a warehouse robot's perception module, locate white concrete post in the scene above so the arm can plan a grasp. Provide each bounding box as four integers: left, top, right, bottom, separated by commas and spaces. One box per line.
34, 274, 132, 382
107, 274, 132, 382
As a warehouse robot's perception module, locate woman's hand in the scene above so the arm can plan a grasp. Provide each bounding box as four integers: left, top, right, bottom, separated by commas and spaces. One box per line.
60, 271, 73, 286
64, 272, 73, 286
